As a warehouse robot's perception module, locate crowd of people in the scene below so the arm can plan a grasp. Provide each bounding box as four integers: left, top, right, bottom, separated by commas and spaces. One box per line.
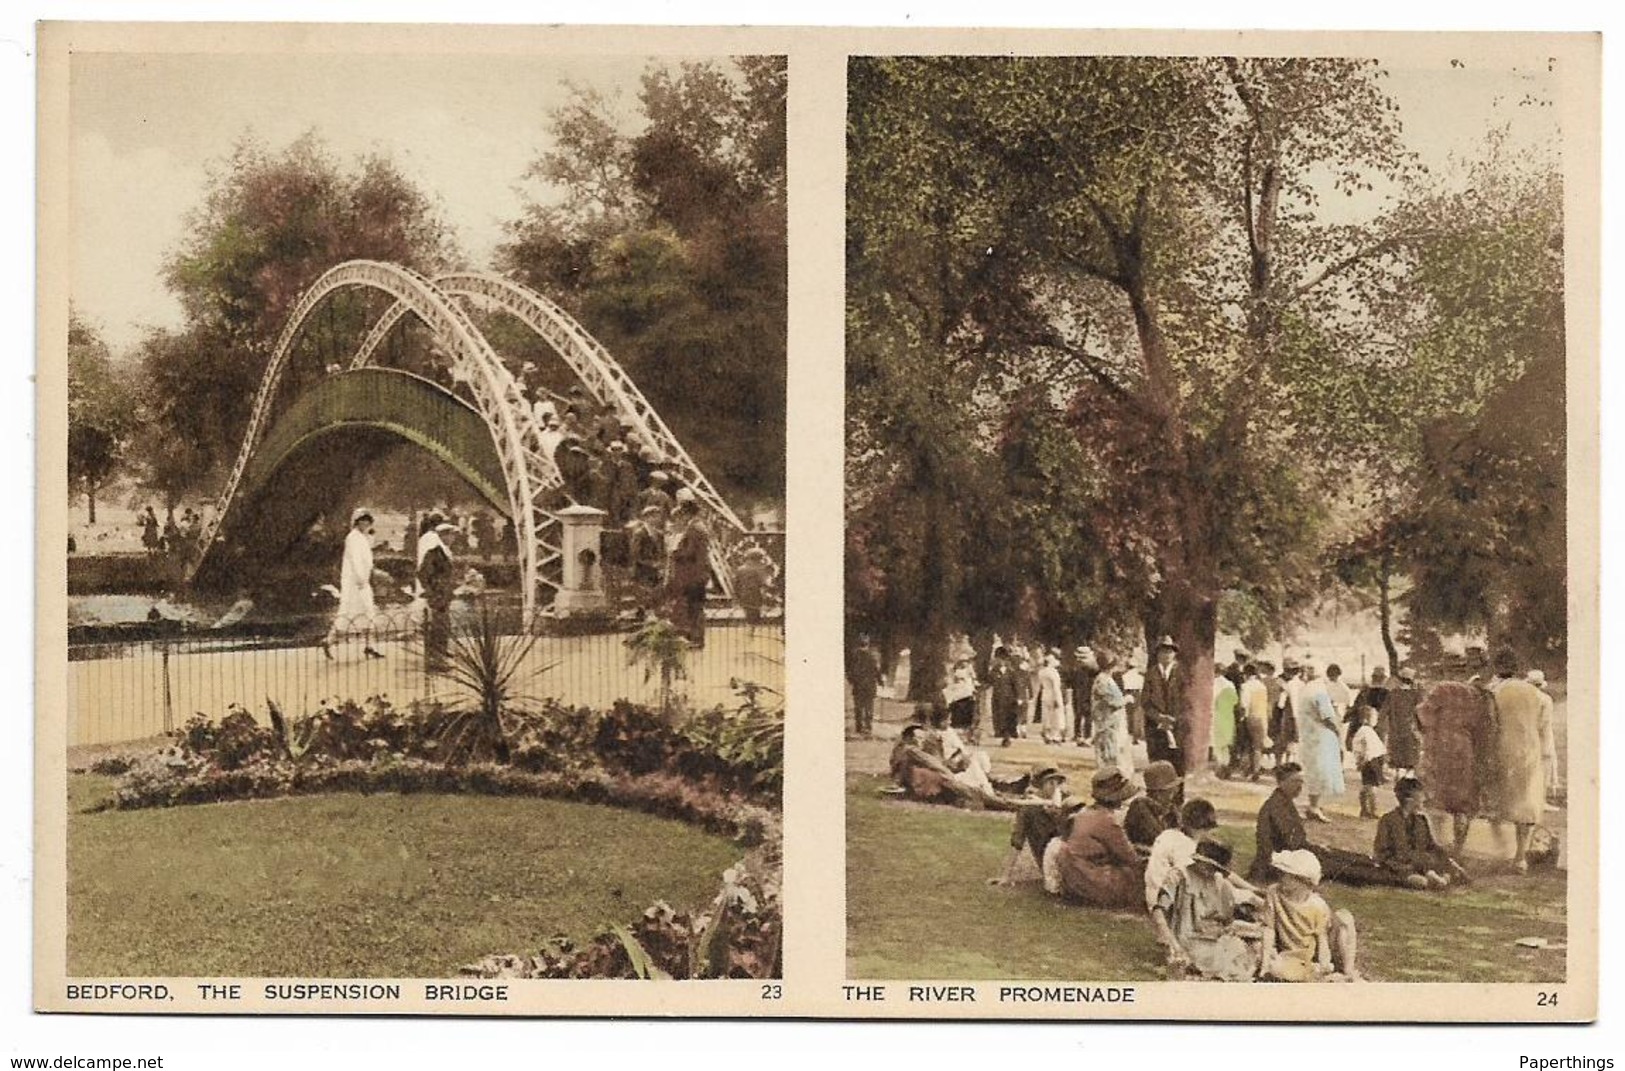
873, 634, 1563, 981
132, 504, 207, 562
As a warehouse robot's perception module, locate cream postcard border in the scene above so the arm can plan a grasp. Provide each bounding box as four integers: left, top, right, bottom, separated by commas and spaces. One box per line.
34, 21, 1601, 1021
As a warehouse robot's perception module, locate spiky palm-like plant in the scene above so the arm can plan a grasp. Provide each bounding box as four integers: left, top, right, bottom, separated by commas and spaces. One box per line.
625, 616, 690, 721
433, 602, 555, 765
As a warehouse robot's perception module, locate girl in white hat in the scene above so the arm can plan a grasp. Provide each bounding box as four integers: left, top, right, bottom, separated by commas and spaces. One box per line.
1261, 849, 1361, 982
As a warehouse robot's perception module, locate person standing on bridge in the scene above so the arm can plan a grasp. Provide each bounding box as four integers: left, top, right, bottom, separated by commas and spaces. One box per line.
323, 508, 385, 661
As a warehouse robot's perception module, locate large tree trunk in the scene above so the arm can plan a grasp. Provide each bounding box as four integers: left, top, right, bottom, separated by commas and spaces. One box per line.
1378, 546, 1400, 675
905, 490, 953, 707
1146, 579, 1220, 776
86, 486, 97, 525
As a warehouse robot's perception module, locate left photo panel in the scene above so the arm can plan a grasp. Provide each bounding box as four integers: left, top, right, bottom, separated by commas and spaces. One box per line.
53, 40, 785, 990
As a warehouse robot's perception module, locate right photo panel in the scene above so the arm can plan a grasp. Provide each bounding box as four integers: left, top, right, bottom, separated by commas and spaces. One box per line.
845, 53, 1576, 987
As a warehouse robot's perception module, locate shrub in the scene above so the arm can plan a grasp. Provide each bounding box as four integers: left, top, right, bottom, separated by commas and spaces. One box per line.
177, 705, 279, 770
458, 856, 782, 980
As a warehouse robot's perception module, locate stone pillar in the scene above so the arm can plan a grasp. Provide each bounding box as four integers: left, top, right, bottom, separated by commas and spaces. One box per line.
554, 505, 609, 616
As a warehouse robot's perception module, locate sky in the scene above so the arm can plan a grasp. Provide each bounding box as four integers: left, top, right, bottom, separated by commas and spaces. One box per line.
69, 52, 662, 350
68, 50, 1560, 353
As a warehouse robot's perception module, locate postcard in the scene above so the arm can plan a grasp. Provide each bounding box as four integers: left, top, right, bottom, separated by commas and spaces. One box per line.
36, 22, 1599, 1020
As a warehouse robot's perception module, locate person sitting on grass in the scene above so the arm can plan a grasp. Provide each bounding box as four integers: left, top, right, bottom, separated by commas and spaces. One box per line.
1124, 759, 1184, 852
1260, 849, 1362, 982
1051, 768, 1145, 909
888, 722, 1017, 811
1014, 764, 1070, 853
1374, 776, 1468, 890
934, 707, 1006, 798
1249, 762, 1419, 888
1350, 705, 1388, 820
1151, 839, 1264, 982
993, 765, 1072, 886
1145, 798, 1231, 909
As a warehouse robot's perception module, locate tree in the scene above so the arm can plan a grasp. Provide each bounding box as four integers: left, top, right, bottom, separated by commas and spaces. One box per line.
135, 134, 457, 501
498, 58, 787, 503
67, 311, 135, 524
1326, 147, 1564, 669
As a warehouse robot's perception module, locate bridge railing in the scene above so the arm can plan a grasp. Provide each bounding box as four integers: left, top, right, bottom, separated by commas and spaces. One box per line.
66, 606, 784, 749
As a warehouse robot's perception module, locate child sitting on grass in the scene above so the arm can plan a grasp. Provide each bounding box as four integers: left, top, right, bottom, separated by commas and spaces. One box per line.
1260, 850, 1361, 982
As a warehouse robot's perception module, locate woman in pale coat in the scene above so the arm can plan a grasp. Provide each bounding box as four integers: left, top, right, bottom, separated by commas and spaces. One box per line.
1037, 652, 1067, 745
1488, 652, 1557, 872
1295, 663, 1345, 823
1211, 673, 1238, 772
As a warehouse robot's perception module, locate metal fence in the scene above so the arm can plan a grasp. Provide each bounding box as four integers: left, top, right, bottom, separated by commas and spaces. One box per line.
66, 608, 784, 748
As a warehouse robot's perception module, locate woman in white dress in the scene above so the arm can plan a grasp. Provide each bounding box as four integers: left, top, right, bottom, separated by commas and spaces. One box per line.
1037, 652, 1067, 745
322, 507, 384, 660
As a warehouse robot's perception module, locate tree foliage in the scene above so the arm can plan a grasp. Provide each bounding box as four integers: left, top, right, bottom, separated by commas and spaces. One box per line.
1327, 146, 1565, 662
67, 311, 136, 523
497, 58, 787, 502
846, 55, 1563, 766
135, 134, 457, 503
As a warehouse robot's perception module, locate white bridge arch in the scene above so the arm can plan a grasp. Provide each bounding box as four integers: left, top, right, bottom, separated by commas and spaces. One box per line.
196, 259, 751, 621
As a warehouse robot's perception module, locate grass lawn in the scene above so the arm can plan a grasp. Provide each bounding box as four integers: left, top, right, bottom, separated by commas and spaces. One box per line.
67, 774, 742, 977
846, 773, 1567, 983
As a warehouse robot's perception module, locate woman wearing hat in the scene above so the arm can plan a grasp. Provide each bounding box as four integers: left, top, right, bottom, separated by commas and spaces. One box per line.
1294, 661, 1344, 823
1036, 652, 1067, 745
1485, 651, 1557, 873
1260, 849, 1361, 982
1052, 768, 1145, 909
664, 495, 711, 647
1151, 839, 1263, 982
1123, 760, 1183, 850
321, 507, 384, 660
1416, 676, 1494, 854
1090, 651, 1134, 779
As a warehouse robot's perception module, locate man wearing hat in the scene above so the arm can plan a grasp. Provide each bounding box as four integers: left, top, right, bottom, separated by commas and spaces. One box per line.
846, 633, 883, 738
1235, 661, 1270, 781
1251, 762, 1420, 888
1269, 656, 1302, 768
1052, 767, 1145, 908
415, 515, 458, 672
1140, 635, 1188, 773
987, 646, 1023, 746
1151, 839, 1263, 982
322, 507, 384, 660
664, 492, 711, 647
1124, 759, 1184, 850
602, 439, 640, 525
637, 470, 675, 518
626, 504, 668, 613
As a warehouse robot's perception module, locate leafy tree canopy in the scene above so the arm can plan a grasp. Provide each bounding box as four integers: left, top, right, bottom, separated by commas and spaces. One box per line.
497, 58, 787, 503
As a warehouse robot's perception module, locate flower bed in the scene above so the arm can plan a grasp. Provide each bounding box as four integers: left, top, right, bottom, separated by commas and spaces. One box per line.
92, 693, 784, 979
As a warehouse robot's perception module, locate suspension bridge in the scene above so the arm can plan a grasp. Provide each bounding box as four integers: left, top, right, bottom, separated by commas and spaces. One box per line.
187, 260, 771, 622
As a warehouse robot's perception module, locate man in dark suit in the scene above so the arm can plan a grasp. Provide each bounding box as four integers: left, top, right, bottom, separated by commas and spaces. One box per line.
1140, 635, 1187, 773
